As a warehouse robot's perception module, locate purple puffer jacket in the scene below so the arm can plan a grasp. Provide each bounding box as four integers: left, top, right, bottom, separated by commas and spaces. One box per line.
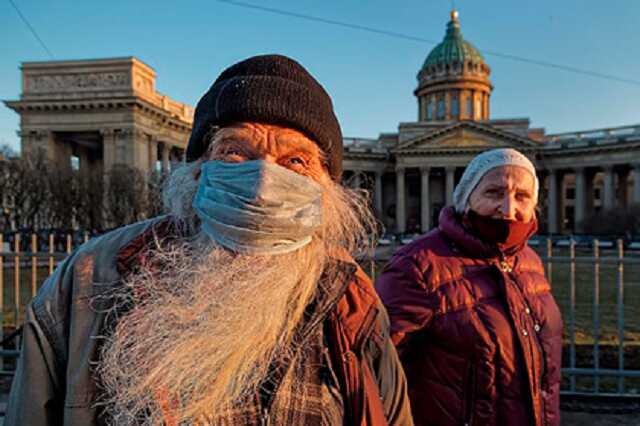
376, 207, 563, 426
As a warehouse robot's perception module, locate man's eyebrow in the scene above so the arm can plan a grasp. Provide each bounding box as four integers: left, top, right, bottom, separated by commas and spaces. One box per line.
215, 131, 249, 142
279, 145, 316, 156
211, 136, 256, 155
281, 145, 328, 165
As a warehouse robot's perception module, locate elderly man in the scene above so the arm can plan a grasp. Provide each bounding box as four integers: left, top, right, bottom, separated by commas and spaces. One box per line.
376, 149, 563, 426
7, 55, 412, 425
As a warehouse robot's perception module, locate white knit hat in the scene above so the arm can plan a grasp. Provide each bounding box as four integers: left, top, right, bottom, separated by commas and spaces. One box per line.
453, 148, 539, 213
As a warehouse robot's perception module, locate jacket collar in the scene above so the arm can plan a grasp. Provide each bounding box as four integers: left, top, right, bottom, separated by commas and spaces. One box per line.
116, 216, 179, 276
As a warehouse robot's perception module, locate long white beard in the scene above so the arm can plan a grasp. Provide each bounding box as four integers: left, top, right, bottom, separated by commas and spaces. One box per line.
96, 163, 376, 424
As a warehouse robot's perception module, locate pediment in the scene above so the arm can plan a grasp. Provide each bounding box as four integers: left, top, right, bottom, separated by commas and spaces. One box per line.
427, 131, 513, 148
393, 122, 539, 153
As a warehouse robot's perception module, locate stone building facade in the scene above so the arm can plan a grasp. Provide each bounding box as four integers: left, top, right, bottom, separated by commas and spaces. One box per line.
5, 11, 640, 235
4, 57, 193, 176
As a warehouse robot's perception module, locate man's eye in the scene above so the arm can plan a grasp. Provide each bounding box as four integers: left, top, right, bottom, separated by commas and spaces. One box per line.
287, 157, 307, 166
224, 148, 242, 156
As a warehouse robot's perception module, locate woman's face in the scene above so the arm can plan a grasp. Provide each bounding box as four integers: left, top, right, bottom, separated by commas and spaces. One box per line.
467, 165, 537, 223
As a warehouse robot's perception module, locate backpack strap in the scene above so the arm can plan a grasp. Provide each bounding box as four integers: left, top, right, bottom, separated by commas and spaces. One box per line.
325, 265, 388, 426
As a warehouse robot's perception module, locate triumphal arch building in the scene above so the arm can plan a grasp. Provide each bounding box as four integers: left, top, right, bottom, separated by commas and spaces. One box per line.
5, 11, 640, 235
4, 57, 193, 176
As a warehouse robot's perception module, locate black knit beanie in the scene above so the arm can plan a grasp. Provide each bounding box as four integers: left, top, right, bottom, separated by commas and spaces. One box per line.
186, 54, 343, 180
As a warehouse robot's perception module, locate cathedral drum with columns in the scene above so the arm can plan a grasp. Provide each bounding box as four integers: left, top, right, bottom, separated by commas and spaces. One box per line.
342, 11, 640, 236
5, 11, 640, 236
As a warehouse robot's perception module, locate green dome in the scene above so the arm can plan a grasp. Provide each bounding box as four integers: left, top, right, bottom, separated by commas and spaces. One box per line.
422, 12, 485, 69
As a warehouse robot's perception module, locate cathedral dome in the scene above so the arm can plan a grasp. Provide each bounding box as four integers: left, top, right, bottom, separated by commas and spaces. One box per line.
422, 10, 485, 70
415, 10, 492, 123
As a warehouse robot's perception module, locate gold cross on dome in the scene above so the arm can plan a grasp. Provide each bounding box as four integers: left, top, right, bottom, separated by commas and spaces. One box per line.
450, 0, 459, 21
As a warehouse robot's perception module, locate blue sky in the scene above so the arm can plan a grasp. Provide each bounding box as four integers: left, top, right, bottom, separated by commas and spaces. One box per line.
1, 0, 639, 152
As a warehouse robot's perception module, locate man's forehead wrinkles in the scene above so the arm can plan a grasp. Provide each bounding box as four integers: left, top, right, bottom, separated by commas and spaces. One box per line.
216, 127, 252, 141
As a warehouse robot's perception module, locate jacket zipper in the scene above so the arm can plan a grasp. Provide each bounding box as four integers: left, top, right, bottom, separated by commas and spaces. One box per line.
498, 253, 513, 273
503, 258, 548, 425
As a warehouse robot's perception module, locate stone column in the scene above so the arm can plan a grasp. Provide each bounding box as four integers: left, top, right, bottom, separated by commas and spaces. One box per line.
574, 167, 586, 233
633, 164, 640, 204
445, 167, 456, 206
100, 129, 116, 172
148, 137, 158, 172
46, 132, 72, 170
603, 166, 615, 210
472, 91, 479, 120
133, 129, 149, 172
420, 167, 431, 233
617, 169, 630, 208
547, 169, 560, 234
396, 167, 406, 234
117, 129, 134, 168
483, 93, 489, 120
352, 171, 362, 189
374, 171, 383, 218
161, 143, 170, 174
584, 170, 595, 217
444, 92, 451, 121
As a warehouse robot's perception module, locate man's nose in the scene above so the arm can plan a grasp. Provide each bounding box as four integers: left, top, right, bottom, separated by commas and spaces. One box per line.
257, 153, 277, 163
499, 196, 517, 220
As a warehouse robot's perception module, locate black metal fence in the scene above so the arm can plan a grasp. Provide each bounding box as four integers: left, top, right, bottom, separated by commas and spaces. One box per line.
1, 233, 640, 397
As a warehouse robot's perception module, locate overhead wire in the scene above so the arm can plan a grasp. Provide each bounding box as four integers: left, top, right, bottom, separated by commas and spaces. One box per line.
217, 0, 640, 87
7, 0, 55, 59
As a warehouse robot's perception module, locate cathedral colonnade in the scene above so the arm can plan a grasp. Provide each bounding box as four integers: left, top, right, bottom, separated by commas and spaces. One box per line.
343, 163, 468, 235
544, 163, 640, 234
344, 159, 640, 236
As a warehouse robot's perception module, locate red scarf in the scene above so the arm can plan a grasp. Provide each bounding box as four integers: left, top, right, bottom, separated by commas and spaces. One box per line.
466, 210, 538, 253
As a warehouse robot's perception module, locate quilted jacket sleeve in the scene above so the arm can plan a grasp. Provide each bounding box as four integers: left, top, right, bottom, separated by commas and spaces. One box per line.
375, 252, 433, 353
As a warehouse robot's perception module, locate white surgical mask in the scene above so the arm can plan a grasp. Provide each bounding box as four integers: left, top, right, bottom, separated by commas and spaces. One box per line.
193, 160, 323, 255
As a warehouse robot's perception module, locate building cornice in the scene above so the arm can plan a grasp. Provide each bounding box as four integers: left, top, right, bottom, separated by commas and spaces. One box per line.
4, 97, 192, 133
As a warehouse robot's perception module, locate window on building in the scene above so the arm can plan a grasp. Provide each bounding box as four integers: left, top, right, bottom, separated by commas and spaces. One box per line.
437, 98, 445, 119
426, 99, 433, 120
70, 156, 80, 171
594, 188, 601, 200
465, 96, 473, 118
564, 206, 575, 229
451, 94, 460, 118
566, 187, 576, 200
